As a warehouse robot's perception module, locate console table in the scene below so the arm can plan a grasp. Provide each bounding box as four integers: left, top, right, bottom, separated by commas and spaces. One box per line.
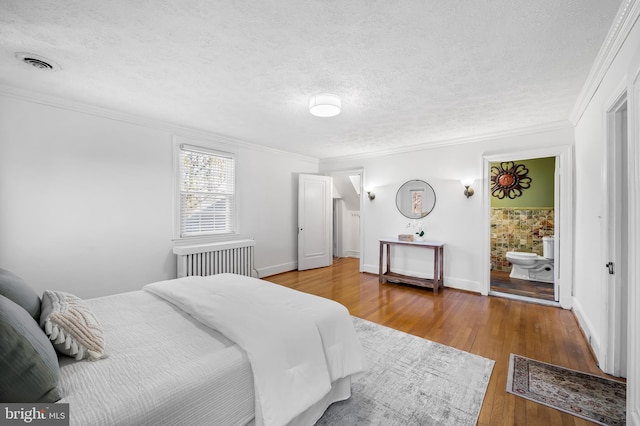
379, 238, 445, 293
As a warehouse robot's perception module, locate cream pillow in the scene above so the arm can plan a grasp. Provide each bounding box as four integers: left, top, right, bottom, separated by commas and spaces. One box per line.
40, 290, 106, 361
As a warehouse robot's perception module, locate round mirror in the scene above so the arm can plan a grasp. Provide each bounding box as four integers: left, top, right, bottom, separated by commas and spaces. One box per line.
395, 179, 436, 219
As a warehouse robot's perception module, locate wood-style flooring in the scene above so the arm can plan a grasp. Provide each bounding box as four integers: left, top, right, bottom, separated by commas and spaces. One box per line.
490, 270, 555, 302
264, 257, 621, 425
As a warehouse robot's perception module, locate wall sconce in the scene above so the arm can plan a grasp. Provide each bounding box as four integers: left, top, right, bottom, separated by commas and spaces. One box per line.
365, 187, 376, 201
461, 179, 474, 198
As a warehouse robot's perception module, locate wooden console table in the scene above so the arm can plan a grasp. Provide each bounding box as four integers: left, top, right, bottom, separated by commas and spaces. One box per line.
379, 238, 445, 293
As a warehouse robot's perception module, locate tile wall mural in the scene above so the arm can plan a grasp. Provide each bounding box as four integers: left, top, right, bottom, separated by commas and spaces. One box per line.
491, 208, 554, 272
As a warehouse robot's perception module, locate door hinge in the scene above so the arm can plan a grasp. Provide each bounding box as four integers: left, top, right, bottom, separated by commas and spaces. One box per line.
606, 262, 614, 274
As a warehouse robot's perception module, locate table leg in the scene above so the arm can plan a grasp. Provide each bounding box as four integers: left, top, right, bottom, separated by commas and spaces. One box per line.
386, 244, 391, 275
438, 246, 444, 291
433, 248, 439, 294
379, 241, 383, 283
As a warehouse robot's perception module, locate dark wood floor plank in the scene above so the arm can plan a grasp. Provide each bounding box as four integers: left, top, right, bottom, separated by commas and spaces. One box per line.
491, 270, 555, 301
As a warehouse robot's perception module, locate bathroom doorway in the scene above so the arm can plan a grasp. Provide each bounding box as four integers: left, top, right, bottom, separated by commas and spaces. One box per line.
488, 156, 558, 303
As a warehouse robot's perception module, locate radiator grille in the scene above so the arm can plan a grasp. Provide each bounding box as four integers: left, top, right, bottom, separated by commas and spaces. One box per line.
173, 239, 257, 278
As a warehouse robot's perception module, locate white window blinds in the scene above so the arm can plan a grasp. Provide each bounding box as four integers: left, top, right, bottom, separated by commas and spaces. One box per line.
178, 144, 235, 237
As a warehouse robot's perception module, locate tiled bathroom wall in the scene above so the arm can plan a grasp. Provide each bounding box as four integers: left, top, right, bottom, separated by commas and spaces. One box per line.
491, 208, 554, 272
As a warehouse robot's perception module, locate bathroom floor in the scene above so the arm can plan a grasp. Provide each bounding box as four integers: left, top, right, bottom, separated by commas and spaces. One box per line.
490, 271, 555, 301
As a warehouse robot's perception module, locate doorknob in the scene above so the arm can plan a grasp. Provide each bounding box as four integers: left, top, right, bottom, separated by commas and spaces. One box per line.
605, 262, 614, 274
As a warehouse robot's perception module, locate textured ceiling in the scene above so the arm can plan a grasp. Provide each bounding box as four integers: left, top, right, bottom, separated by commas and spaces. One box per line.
0, 1, 622, 159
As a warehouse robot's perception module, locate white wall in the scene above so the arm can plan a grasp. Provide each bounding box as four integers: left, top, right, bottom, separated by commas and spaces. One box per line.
0, 94, 318, 298
320, 126, 574, 293
343, 210, 360, 258
573, 10, 640, 420
238, 146, 319, 277
573, 13, 640, 363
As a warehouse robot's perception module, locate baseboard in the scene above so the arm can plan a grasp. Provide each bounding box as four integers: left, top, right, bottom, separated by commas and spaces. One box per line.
571, 298, 602, 367
362, 263, 482, 294
445, 277, 482, 293
256, 262, 297, 278
362, 264, 380, 275
259, 257, 360, 278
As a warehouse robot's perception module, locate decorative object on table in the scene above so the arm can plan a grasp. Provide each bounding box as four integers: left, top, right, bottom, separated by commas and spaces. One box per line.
506, 353, 626, 425
490, 161, 532, 199
396, 179, 436, 218
398, 234, 414, 242
407, 220, 425, 241
317, 317, 494, 426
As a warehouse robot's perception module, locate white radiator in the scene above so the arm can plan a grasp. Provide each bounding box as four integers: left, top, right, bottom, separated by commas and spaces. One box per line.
173, 239, 257, 278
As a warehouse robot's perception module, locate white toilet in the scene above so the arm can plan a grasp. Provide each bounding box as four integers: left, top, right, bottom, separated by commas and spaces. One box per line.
505, 236, 554, 283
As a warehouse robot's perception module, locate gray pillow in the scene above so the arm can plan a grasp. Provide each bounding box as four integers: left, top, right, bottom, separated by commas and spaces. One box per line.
0, 295, 61, 402
0, 268, 41, 321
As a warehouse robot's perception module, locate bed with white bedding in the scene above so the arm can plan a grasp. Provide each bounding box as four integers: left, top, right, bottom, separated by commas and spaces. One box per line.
58, 273, 365, 426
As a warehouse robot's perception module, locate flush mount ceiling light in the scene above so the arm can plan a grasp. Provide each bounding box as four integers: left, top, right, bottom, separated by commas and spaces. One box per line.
15, 52, 61, 71
309, 93, 341, 117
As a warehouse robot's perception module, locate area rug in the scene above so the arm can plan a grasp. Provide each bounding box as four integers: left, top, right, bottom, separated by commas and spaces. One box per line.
316, 317, 495, 426
506, 353, 626, 425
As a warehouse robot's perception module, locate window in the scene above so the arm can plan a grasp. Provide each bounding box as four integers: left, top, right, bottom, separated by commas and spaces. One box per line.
178, 144, 236, 237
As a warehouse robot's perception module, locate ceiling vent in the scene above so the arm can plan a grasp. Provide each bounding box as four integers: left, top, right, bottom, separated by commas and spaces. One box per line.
15, 52, 61, 71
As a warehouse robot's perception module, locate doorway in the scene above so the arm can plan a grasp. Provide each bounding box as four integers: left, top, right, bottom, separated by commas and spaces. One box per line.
488, 157, 557, 303
330, 170, 364, 271
482, 145, 573, 309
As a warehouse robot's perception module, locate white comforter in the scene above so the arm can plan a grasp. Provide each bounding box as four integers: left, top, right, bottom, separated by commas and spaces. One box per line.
143, 274, 364, 426
59, 290, 255, 426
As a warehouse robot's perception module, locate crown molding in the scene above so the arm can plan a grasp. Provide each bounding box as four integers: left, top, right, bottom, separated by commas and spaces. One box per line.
570, 0, 640, 125
319, 120, 573, 164
0, 84, 319, 164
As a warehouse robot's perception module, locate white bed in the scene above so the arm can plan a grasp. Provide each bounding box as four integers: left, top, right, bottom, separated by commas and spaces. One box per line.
57, 274, 364, 426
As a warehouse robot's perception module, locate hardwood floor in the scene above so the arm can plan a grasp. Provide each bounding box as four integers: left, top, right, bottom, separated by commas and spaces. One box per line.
264, 257, 618, 425
490, 270, 555, 302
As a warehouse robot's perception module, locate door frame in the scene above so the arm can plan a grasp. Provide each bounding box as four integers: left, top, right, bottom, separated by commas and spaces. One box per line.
603, 84, 628, 376
333, 198, 344, 258
329, 169, 365, 272
481, 145, 574, 309
627, 54, 640, 426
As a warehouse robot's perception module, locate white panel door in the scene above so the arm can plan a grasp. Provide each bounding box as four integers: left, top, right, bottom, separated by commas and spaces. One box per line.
298, 174, 333, 271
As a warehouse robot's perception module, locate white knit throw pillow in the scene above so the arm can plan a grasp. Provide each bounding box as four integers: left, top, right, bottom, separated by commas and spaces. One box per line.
40, 290, 105, 361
